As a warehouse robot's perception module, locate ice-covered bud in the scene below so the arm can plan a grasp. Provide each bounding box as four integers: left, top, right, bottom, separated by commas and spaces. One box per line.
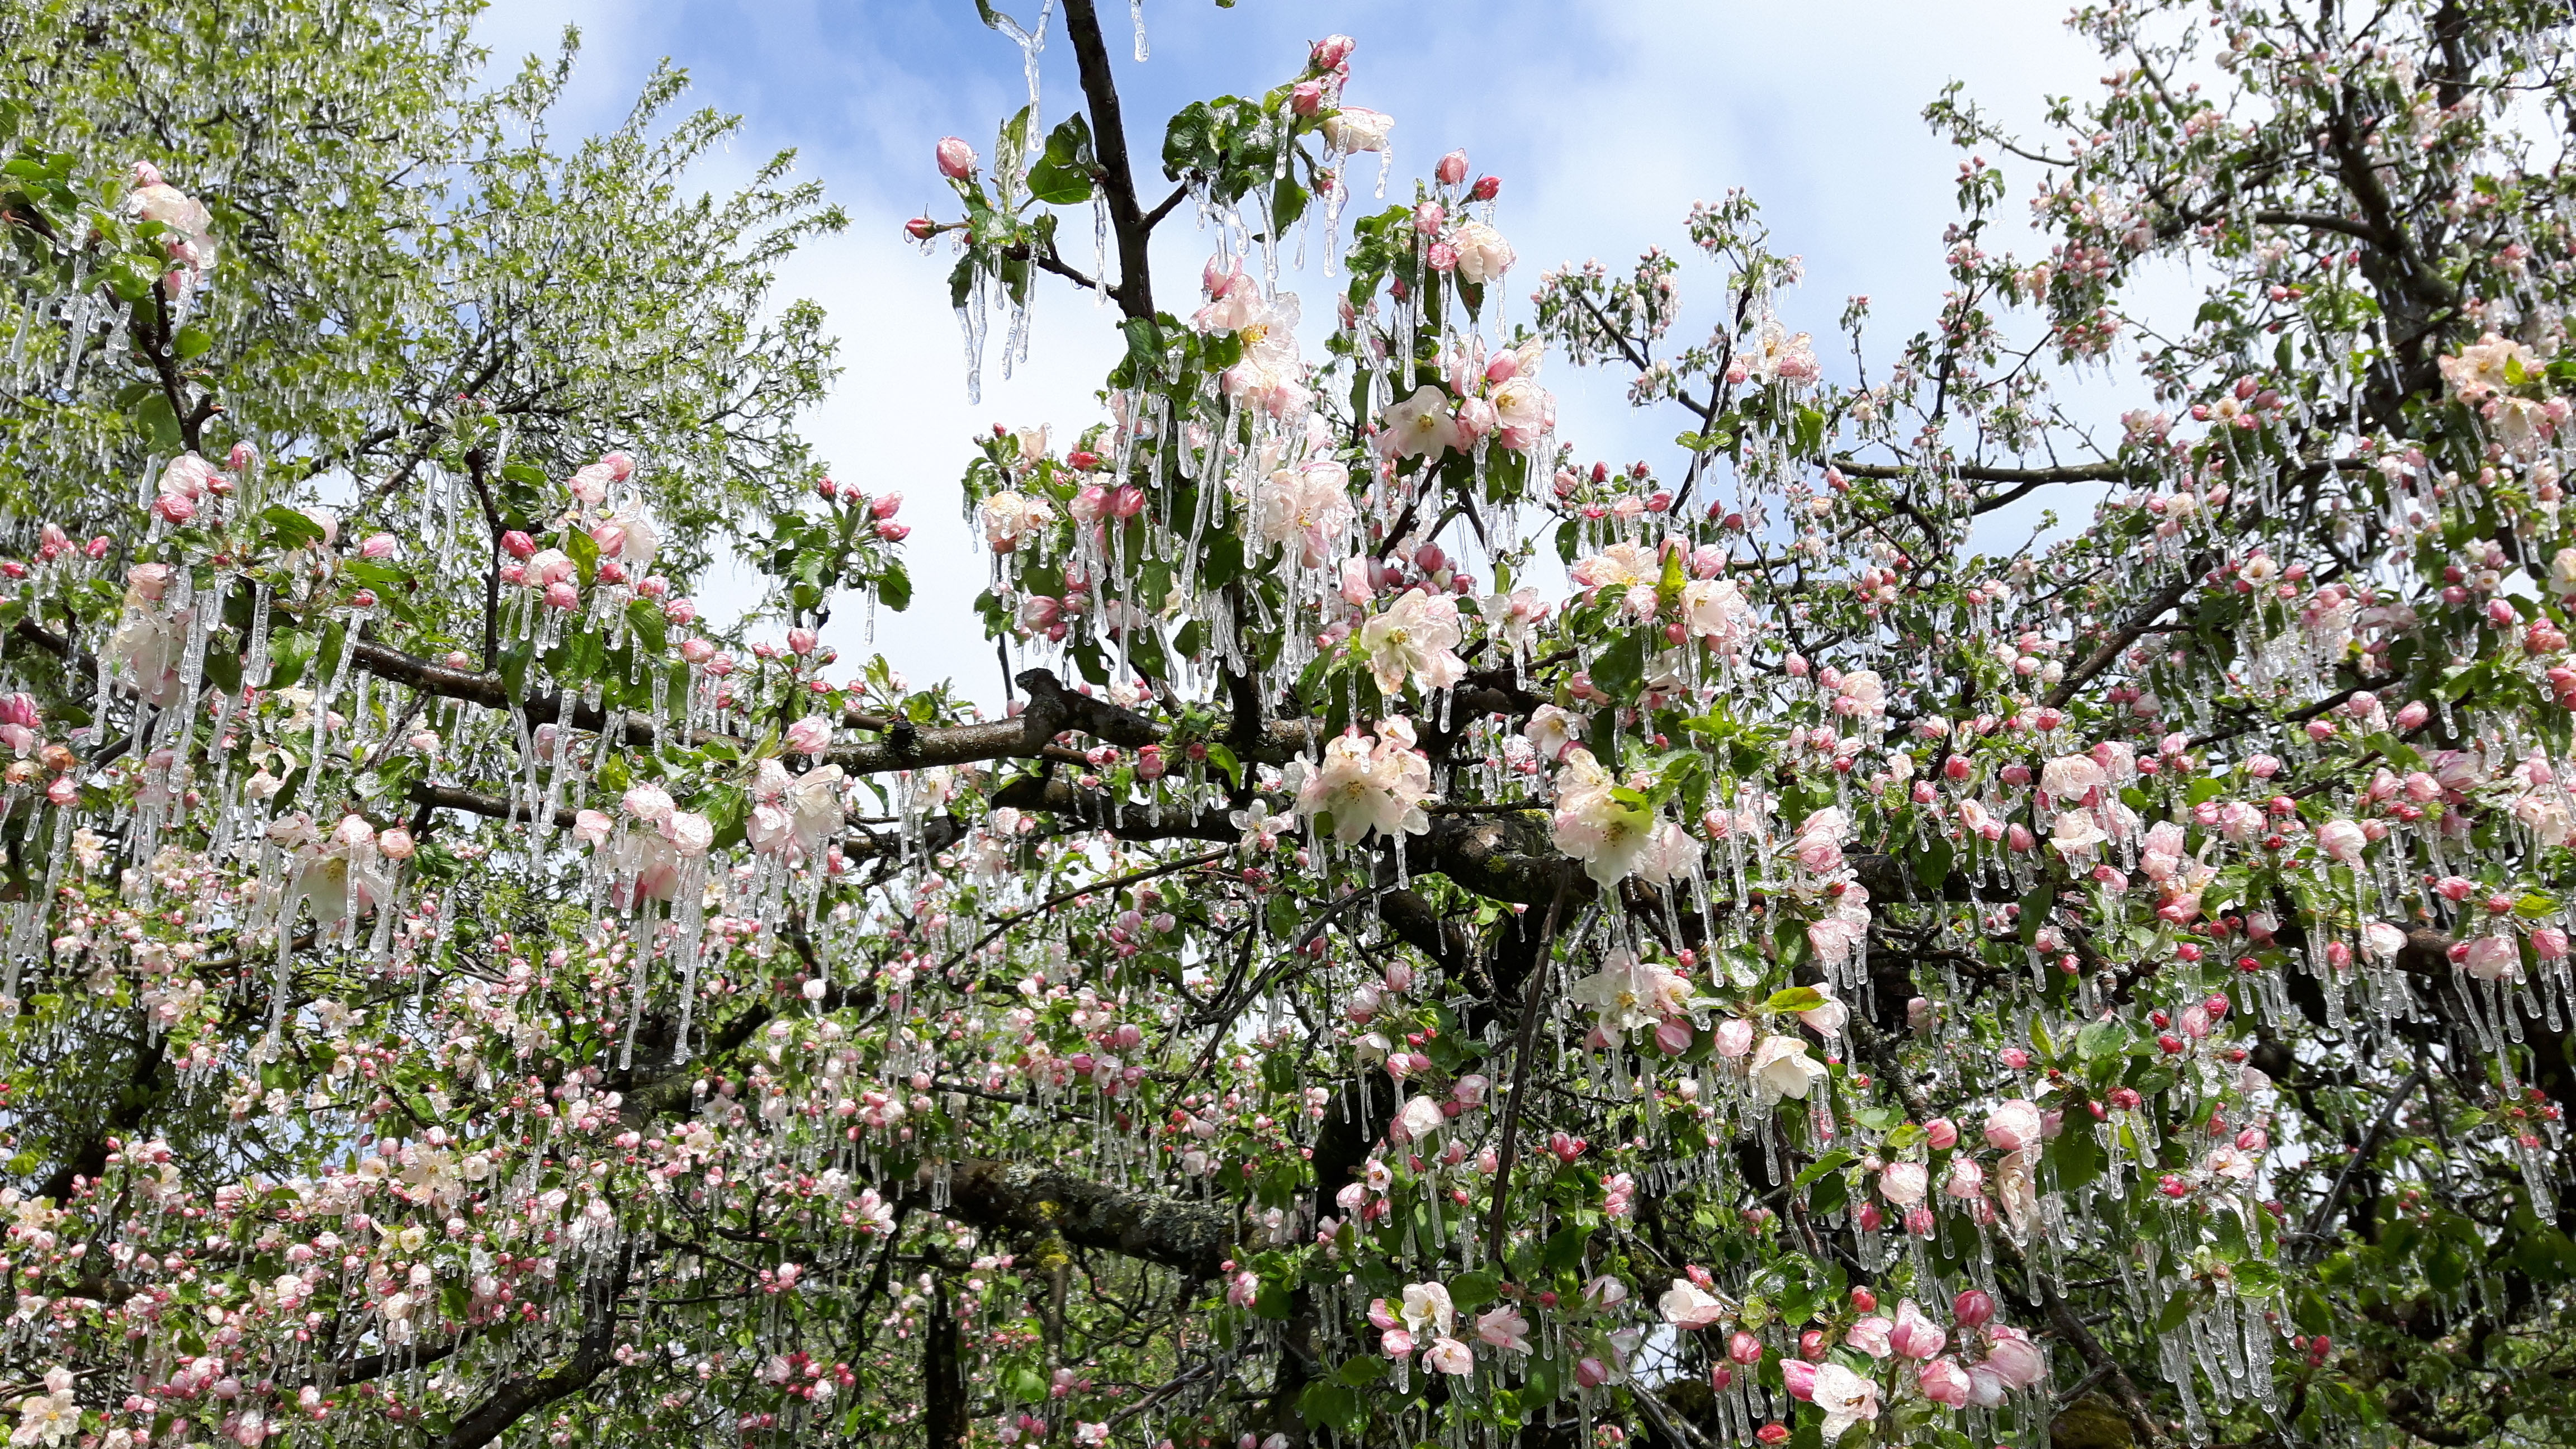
1310, 33, 1357, 70
787, 628, 818, 656
1436, 150, 1470, 186
501, 530, 537, 560
542, 580, 579, 611
872, 491, 904, 519
2394, 700, 2431, 731
378, 827, 416, 861
1472, 175, 1500, 202
360, 533, 397, 560
937, 138, 977, 179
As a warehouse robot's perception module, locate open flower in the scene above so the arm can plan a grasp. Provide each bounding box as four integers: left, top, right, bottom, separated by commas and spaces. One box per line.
1285, 717, 1433, 844
1659, 1278, 1727, 1329
1551, 747, 1655, 885
1399, 1281, 1455, 1337
1750, 1035, 1826, 1100
1251, 460, 1354, 566
1358, 588, 1467, 695
1424, 1336, 1475, 1375
1568, 950, 1697, 1034
1475, 1305, 1532, 1353
1380, 385, 1462, 460
1810, 1362, 1880, 1441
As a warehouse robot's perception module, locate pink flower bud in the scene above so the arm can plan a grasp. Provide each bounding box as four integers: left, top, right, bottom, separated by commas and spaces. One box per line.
1952, 1289, 1994, 1328
1291, 79, 1324, 116
1923, 1117, 1958, 1149
787, 628, 818, 656
501, 531, 537, 560
542, 580, 579, 611
680, 638, 716, 664
877, 521, 911, 542
936, 137, 977, 179
1918, 1357, 1973, 1407
1574, 1356, 1611, 1389
361, 533, 396, 559
1779, 1360, 1817, 1401
1310, 34, 1356, 70
377, 827, 416, 861
1436, 149, 1469, 186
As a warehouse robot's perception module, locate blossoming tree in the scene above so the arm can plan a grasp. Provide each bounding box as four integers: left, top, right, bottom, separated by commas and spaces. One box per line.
8, 0, 2576, 1446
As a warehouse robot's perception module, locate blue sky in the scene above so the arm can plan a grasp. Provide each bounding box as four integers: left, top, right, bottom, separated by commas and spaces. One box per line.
472, 0, 2117, 708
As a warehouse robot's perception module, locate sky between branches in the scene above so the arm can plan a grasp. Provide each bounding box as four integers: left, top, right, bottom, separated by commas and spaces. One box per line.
470, 0, 2129, 708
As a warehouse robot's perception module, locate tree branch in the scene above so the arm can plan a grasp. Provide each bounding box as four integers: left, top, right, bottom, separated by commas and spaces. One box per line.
1059, 0, 1154, 321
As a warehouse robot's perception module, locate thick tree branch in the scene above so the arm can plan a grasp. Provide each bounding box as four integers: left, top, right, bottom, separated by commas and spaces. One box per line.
1059, 0, 1154, 321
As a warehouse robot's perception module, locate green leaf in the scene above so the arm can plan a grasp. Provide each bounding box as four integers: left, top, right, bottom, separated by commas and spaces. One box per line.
2047, 1120, 2104, 1192
2076, 1019, 2128, 1062
259, 505, 327, 551
1201, 531, 1245, 588
2016, 880, 2054, 946
1297, 1382, 1365, 1436
626, 597, 668, 657
135, 392, 183, 452
1914, 836, 1954, 897
564, 526, 600, 585
1026, 114, 1096, 205
877, 560, 912, 613
1790, 1149, 1852, 1190
1763, 986, 1827, 1014
173, 323, 214, 359
1589, 630, 1647, 698
1449, 1269, 1501, 1311
1203, 742, 1242, 788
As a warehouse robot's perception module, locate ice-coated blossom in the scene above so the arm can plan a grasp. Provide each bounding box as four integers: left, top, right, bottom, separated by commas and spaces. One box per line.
1659, 1278, 1727, 1329
1679, 576, 1755, 655
1878, 1161, 1929, 1205
1750, 1035, 1826, 1100
1810, 1362, 1880, 1441
1447, 220, 1515, 283
1393, 1094, 1446, 1141
1423, 1336, 1475, 1375
1569, 541, 1660, 608
1399, 1281, 1455, 1337
1380, 385, 1462, 459
979, 490, 1054, 552
1285, 717, 1433, 844
1550, 746, 1655, 885
1320, 106, 1394, 154
1568, 949, 1697, 1033
748, 763, 846, 862
1475, 1304, 1532, 1353
1249, 460, 1355, 566
2439, 331, 2540, 401
1357, 588, 1467, 695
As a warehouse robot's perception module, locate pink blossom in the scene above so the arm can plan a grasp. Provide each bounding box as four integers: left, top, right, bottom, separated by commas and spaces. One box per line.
1888, 1299, 1946, 1360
